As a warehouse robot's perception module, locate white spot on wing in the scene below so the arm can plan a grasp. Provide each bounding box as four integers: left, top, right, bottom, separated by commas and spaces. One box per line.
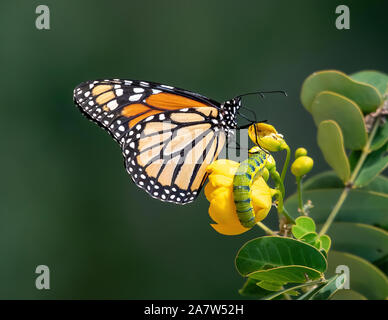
133, 88, 144, 93
107, 100, 118, 110
129, 94, 142, 101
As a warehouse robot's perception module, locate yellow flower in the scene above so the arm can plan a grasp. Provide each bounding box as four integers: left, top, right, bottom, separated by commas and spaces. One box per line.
248, 123, 287, 152
205, 159, 273, 235
291, 156, 314, 177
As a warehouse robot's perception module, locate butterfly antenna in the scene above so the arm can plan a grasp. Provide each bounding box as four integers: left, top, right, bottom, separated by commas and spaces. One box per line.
235, 90, 287, 100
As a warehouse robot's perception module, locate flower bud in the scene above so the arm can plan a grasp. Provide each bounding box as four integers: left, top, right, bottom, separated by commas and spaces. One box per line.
295, 147, 308, 158
248, 123, 287, 152
291, 156, 314, 177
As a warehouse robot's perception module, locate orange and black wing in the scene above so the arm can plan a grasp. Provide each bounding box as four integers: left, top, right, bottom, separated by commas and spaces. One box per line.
73, 79, 226, 204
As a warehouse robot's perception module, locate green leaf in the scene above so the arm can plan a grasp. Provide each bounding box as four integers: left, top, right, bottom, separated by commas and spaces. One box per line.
311, 91, 367, 150
319, 235, 331, 253
371, 123, 388, 151
355, 142, 388, 187
264, 281, 323, 300
317, 120, 350, 182
298, 274, 346, 300
291, 216, 316, 239
248, 265, 322, 283
238, 278, 273, 299
303, 171, 344, 190
257, 280, 284, 291
311, 273, 346, 300
330, 290, 367, 300
286, 189, 388, 230
351, 70, 388, 96
348, 150, 361, 171
318, 222, 388, 264
303, 170, 388, 195
301, 70, 382, 113
235, 236, 327, 279
297, 283, 326, 300
327, 251, 388, 300
374, 255, 388, 275
300, 232, 318, 245
287, 290, 300, 296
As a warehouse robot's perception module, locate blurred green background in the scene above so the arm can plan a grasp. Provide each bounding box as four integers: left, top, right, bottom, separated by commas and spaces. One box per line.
0, 0, 387, 299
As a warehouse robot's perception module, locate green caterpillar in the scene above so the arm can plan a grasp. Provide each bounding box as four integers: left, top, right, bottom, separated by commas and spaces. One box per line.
233, 149, 269, 228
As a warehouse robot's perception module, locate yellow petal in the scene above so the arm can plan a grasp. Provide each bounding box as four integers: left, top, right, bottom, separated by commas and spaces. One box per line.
249, 123, 286, 152
206, 159, 239, 178
210, 222, 249, 235
208, 188, 236, 224
251, 177, 272, 221
208, 174, 233, 188
205, 174, 233, 201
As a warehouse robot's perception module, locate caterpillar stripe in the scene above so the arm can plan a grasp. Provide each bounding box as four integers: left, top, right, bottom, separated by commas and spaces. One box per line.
233, 150, 269, 228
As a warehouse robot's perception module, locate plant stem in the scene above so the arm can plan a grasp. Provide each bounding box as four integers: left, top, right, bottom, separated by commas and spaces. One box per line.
349, 119, 379, 183
256, 222, 276, 235
296, 176, 306, 215
281, 144, 291, 182
318, 117, 380, 237
273, 189, 295, 224
317, 187, 350, 236
270, 168, 285, 197
281, 206, 295, 224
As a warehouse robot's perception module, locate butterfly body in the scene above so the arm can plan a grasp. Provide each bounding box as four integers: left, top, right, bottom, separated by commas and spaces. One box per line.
73, 79, 241, 204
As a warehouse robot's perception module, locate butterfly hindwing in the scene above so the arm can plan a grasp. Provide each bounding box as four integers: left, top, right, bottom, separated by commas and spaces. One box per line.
73, 79, 227, 204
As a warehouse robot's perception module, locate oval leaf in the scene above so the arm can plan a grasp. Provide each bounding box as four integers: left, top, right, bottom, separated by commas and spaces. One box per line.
238, 278, 274, 299
256, 280, 284, 291
249, 265, 322, 284
311, 91, 367, 150
318, 222, 388, 264
286, 189, 388, 230
303, 171, 388, 195
355, 142, 388, 187
331, 289, 367, 300
235, 236, 327, 276
371, 123, 388, 152
351, 70, 388, 96
303, 171, 344, 190
319, 235, 331, 253
302, 274, 346, 300
301, 70, 382, 113
317, 120, 350, 182
326, 251, 388, 300
292, 216, 316, 239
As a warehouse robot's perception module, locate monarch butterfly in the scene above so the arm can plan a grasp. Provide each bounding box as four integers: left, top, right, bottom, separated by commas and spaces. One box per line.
73, 79, 282, 205
233, 148, 269, 228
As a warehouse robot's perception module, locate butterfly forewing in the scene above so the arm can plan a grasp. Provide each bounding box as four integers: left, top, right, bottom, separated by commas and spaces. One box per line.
73, 79, 227, 204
